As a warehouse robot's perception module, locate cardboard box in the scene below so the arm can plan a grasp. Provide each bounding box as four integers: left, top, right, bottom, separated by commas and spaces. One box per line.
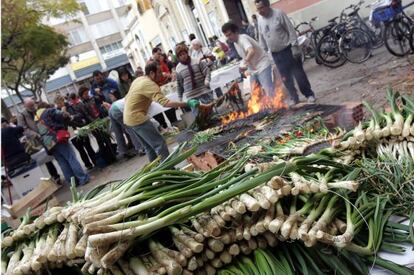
4, 178, 60, 218
30, 196, 60, 217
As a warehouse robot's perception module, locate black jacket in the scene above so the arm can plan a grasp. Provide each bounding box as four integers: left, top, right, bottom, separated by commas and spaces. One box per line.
67, 100, 94, 128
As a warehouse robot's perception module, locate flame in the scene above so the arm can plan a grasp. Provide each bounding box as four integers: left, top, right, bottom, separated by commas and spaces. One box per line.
221, 82, 287, 125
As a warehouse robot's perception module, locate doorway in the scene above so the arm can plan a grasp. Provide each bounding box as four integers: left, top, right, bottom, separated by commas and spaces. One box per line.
184, 0, 209, 45
223, 0, 248, 26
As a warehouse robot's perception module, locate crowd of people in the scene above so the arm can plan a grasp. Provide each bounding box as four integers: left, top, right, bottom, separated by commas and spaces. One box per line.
2, 0, 316, 188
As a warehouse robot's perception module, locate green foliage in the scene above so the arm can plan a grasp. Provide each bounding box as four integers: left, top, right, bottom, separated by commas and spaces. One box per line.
1, 0, 79, 100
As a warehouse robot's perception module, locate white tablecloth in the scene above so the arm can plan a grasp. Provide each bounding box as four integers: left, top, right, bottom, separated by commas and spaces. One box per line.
210, 63, 241, 90
148, 93, 180, 117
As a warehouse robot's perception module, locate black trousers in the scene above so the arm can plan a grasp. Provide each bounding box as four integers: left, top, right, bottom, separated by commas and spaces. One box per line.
45, 161, 60, 180
71, 135, 96, 168
272, 46, 314, 103
92, 130, 117, 164
153, 109, 178, 128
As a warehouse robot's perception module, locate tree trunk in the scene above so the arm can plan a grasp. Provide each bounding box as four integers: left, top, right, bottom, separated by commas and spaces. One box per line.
13, 88, 24, 102
29, 89, 38, 100
1, 98, 13, 120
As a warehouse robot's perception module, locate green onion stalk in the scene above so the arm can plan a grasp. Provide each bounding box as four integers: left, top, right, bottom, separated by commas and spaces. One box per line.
87, 161, 297, 252
63, 145, 198, 223
83, 159, 246, 234
386, 89, 404, 136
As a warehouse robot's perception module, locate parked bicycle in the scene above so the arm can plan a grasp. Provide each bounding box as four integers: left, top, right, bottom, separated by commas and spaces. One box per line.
316, 16, 373, 66
295, 17, 322, 63
376, 0, 414, 56
340, 0, 385, 49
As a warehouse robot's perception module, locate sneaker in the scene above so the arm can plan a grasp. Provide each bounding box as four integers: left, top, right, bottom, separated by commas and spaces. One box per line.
307, 96, 316, 103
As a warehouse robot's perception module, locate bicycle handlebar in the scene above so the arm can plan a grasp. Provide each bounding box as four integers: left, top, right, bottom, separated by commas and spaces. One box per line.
342, 0, 365, 13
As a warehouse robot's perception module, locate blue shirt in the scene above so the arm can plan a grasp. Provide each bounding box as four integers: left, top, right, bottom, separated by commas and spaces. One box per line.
90, 78, 120, 103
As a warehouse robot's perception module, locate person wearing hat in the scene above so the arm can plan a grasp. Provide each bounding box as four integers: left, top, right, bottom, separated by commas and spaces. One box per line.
124, 62, 202, 162
175, 44, 214, 114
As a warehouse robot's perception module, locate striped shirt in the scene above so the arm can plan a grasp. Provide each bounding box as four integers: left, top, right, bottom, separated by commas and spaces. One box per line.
176, 59, 211, 100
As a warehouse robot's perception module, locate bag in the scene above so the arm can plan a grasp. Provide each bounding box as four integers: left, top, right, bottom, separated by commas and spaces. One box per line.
37, 122, 57, 152
56, 129, 70, 144
24, 137, 44, 155
37, 116, 70, 149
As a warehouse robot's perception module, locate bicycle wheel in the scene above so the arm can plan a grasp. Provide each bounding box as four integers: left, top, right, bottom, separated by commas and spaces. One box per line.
339, 28, 372, 64
360, 21, 384, 49
316, 34, 347, 68
369, 24, 385, 49
409, 26, 414, 54
384, 18, 412, 57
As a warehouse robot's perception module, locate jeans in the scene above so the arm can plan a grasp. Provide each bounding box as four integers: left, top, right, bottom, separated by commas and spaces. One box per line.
272, 46, 314, 103
71, 135, 96, 168
109, 106, 143, 155
52, 143, 89, 185
250, 65, 275, 97
128, 120, 170, 162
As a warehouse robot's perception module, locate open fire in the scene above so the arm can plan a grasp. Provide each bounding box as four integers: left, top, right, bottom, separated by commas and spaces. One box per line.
221, 82, 287, 125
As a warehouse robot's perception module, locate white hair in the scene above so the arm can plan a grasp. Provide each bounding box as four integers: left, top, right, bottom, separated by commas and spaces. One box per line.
191, 39, 202, 46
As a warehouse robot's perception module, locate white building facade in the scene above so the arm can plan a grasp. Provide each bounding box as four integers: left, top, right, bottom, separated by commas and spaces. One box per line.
40, 0, 132, 100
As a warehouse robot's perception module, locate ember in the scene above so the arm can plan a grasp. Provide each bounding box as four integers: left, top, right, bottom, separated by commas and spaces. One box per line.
221, 81, 287, 124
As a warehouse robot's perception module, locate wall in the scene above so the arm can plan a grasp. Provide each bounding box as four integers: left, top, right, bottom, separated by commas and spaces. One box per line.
204, 1, 227, 37
138, 9, 169, 51
271, 0, 321, 14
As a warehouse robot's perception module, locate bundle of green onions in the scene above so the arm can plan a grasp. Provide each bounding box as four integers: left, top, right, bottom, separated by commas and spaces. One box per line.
333, 89, 414, 162
1, 90, 414, 275
244, 117, 343, 160
77, 117, 110, 137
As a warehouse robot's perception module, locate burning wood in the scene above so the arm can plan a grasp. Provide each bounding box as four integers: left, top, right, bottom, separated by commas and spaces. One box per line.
221, 83, 287, 125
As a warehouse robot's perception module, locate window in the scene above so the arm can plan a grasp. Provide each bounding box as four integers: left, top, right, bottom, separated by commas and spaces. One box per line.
99, 41, 124, 59
150, 36, 161, 49
141, 49, 148, 62
68, 28, 88, 45
51, 84, 77, 97
99, 41, 123, 54
84, 0, 108, 13
208, 11, 221, 37
89, 19, 118, 39
181, 30, 189, 43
